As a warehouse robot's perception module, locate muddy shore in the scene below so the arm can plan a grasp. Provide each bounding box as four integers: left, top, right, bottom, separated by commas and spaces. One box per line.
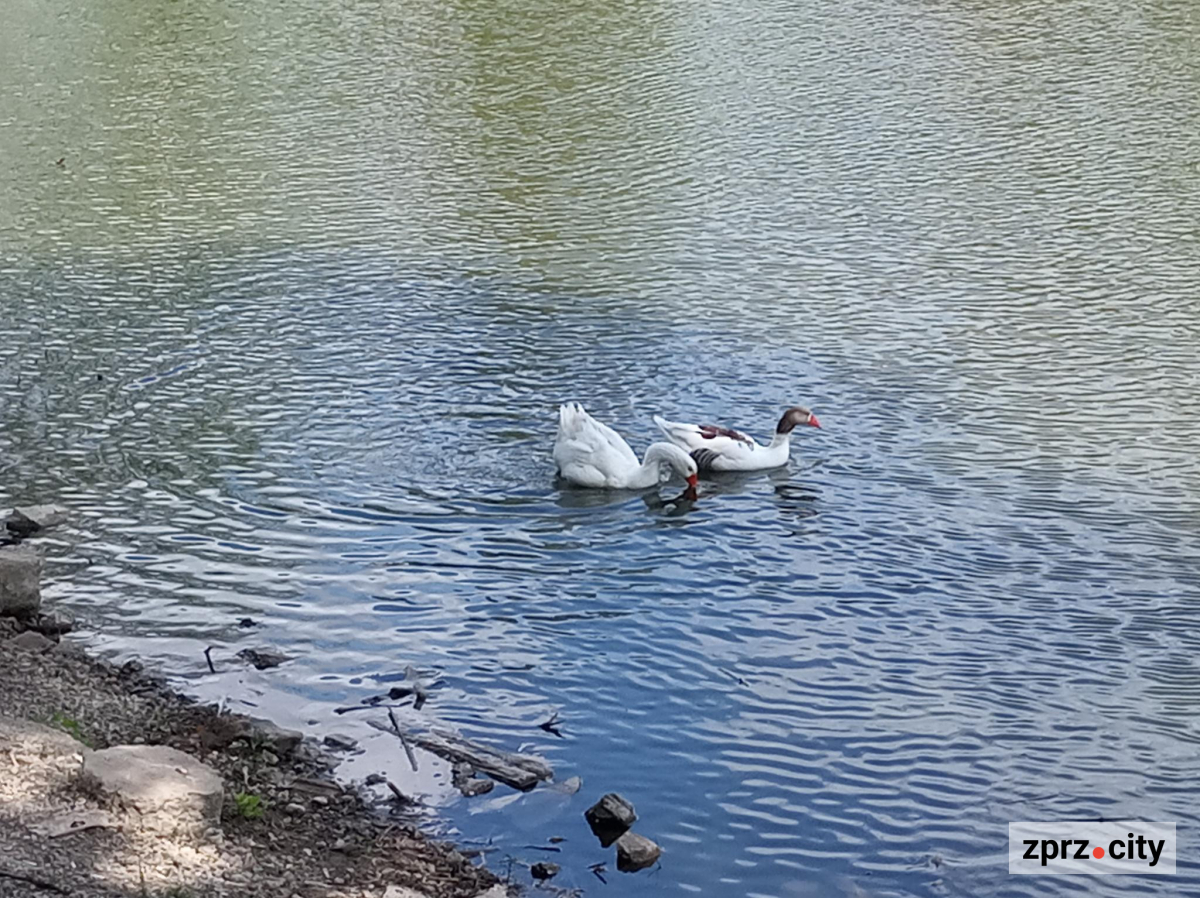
0, 611, 503, 898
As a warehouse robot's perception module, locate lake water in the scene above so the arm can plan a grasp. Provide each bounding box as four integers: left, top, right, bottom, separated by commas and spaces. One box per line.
3, 0, 1200, 894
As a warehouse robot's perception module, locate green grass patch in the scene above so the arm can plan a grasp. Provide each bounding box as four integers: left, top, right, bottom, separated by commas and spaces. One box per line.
48, 712, 92, 747
234, 791, 265, 819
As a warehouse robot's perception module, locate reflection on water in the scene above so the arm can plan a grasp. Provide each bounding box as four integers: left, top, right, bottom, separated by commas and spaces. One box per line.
3, 0, 1200, 895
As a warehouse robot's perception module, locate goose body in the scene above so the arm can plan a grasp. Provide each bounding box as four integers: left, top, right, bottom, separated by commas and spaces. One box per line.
554, 403, 699, 490
653, 406, 820, 472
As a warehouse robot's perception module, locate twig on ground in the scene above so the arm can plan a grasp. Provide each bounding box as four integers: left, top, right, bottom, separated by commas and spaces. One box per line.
0, 867, 72, 894
386, 780, 411, 804
203, 646, 216, 674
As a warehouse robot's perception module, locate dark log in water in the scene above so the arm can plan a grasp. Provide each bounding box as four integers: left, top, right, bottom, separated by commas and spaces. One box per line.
367, 720, 552, 791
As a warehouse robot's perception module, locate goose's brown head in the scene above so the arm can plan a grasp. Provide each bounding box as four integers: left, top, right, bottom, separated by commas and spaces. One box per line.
776, 406, 820, 434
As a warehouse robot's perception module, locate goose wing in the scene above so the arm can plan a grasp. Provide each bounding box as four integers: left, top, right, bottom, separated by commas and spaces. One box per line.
653, 413, 769, 471
555, 403, 639, 485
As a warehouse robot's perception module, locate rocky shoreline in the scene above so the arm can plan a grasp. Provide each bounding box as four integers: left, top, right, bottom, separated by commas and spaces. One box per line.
0, 617, 504, 898
0, 512, 504, 898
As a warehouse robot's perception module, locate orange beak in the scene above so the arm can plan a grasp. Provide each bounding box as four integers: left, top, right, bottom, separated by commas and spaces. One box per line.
808, 414, 821, 429
686, 473, 699, 489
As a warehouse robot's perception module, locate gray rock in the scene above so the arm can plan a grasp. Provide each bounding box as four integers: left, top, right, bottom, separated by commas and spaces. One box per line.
10, 504, 69, 531
364, 773, 387, 786
0, 545, 42, 618
244, 717, 303, 755
457, 777, 494, 797
585, 792, 637, 846
549, 775, 582, 795
530, 861, 559, 880
382, 886, 432, 898
237, 647, 292, 670
83, 744, 223, 833
473, 887, 509, 898
0, 716, 86, 757
616, 831, 662, 872
323, 733, 358, 751
6, 630, 55, 653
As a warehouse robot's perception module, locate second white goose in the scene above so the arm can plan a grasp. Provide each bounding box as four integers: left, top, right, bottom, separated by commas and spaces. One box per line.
554, 403, 699, 492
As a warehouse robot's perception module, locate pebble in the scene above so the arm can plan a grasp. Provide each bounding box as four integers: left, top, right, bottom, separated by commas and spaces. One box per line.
323, 733, 358, 751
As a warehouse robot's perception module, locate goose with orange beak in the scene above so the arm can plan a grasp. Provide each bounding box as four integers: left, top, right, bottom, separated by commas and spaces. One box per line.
652, 406, 821, 472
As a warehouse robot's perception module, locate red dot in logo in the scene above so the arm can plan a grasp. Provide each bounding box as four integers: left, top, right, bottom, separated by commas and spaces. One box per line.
1093, 846, 1105, 859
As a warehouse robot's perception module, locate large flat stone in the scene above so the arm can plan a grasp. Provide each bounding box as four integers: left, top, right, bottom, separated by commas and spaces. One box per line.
83, 744, 223, 832
0, 546, 41, 618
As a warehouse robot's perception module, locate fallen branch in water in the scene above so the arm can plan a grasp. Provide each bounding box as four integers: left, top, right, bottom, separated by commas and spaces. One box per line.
333, 701, 412, 715
366, 721, 552, 791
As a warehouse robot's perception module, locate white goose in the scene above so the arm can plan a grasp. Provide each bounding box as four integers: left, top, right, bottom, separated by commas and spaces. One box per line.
554, 403, 700, 492
653, 406, 821, 472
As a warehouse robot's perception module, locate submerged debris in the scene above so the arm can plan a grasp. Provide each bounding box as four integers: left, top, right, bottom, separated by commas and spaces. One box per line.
236, 647, 293, 670
538, 710, 564, 738
368, 720, 553, 791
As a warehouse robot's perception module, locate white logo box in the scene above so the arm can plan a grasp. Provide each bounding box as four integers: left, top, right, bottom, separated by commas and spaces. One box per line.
1009, 821, 1176, 875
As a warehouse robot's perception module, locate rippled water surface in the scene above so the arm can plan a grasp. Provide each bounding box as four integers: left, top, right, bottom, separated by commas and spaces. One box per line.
4, 0, 1200, 894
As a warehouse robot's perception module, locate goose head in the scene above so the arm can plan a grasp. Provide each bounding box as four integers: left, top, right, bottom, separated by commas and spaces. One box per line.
776, 406, 820, 434
645, 442, 700, 494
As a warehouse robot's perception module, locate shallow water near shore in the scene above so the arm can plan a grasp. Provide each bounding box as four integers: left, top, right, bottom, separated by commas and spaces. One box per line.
4, 0, 1200, 894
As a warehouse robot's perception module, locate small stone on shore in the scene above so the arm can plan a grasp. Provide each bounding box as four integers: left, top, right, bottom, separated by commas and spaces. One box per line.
530, 861, 560, 880
324, 732, 359, 751
0, 545, 42, 618
7, 629, 56, 653
246, 717, 305, 754
9, 504, 69, 532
